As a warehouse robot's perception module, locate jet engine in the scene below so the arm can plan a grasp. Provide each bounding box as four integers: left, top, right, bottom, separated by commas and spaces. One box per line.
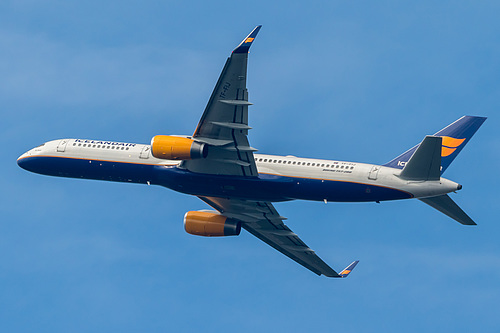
151, 135, 207, 160
184, 211, 241, 237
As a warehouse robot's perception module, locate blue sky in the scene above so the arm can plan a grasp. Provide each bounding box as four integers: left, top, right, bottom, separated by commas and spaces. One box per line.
2, 1, 500, 332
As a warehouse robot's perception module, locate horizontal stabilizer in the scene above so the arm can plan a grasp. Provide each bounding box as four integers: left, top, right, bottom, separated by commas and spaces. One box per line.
419, 194, 476, 225
399, 136, 442, 181
339, 260, 360, 278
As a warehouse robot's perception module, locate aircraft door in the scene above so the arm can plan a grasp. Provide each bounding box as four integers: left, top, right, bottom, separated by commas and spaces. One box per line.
368, 165, 379, 180
139, 145, 150, 159
57, 139, 69, 152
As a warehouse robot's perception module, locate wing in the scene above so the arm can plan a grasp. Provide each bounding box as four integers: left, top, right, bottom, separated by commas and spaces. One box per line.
199, 196, 353, 277
185, 27, 358, 277
182, 26, 262, 177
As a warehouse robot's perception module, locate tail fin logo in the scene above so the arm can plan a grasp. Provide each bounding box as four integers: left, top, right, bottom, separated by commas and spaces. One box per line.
244, 37, 255, 43
441, 136, 465, 157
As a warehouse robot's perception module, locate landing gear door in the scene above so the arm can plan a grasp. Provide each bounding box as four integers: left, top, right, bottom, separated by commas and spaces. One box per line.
368, 165, 380, 180
139, 145, 150, 159
57, 139, 69, 152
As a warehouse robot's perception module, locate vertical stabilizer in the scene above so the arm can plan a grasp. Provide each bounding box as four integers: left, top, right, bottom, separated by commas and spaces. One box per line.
384, 116, 486, 174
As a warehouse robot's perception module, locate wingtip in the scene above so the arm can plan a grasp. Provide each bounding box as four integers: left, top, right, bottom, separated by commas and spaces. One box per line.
339, 260, 360, 278
233, 25, 262, 54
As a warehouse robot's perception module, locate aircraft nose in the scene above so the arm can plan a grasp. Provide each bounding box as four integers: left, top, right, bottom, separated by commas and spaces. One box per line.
17, 146, 41, 171
18, 142, 50, 172
17, 152, 32, 171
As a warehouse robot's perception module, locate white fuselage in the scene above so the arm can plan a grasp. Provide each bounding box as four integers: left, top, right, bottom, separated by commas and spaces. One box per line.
18, 138, 461, 202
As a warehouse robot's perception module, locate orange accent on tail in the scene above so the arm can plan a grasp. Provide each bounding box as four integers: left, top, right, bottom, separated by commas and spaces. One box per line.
441, 146, 456, 157
441, 136, 465, 148
440, 136, 466, 157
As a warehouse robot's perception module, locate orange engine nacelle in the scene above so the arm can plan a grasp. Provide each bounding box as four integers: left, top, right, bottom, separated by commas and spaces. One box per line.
151, 135, 207, 160
184, 211, 241, 237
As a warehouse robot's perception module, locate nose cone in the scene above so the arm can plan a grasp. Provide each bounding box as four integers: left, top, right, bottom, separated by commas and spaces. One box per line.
17, 151, 34, 171
18, 143, 46, 172
18, 141, 62, 175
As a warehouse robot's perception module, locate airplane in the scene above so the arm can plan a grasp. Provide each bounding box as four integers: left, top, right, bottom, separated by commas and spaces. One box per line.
17, 25, 486, 278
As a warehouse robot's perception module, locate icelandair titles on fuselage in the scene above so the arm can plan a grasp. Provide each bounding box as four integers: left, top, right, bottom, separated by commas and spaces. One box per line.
75, 139, 137, 147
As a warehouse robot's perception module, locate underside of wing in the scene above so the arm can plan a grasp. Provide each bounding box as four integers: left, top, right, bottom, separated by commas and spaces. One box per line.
182, 26, 262, 177
198, 196, 344, 277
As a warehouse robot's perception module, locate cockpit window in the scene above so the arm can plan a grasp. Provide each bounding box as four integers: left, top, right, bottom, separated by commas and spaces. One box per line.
36, 144, 45, 148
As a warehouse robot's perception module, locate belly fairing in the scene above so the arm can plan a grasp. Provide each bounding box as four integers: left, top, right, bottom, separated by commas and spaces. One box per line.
154, 166, 295, 202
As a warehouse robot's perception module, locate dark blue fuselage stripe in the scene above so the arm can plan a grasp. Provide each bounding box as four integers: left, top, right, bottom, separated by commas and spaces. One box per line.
18, 156, 412, 202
